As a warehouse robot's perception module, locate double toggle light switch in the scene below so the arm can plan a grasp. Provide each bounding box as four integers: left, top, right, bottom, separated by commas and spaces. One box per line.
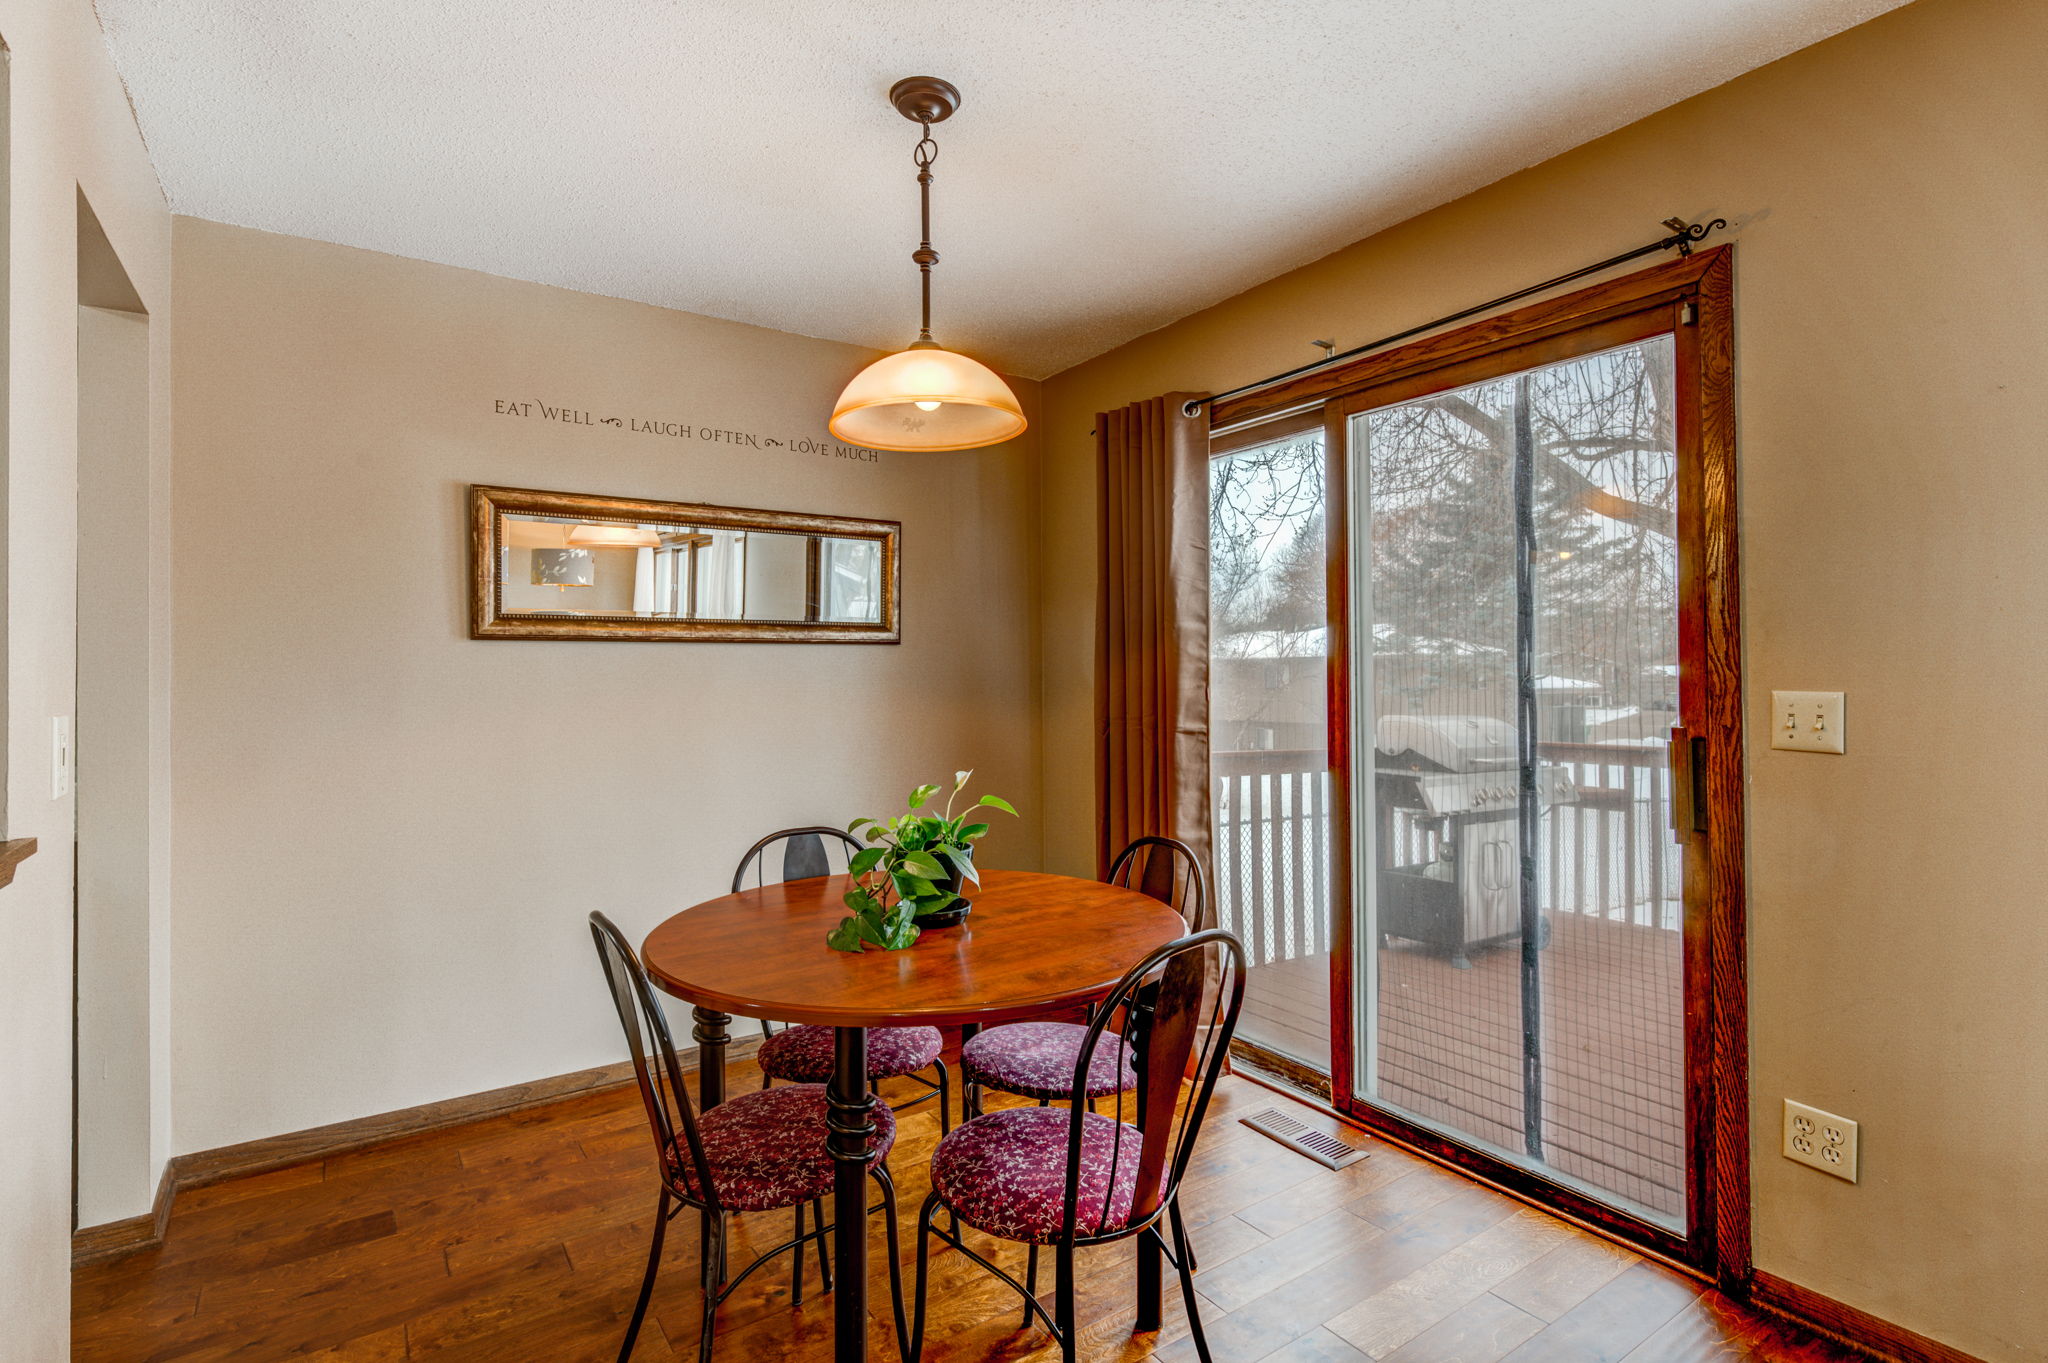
1769, 690, 1846, 754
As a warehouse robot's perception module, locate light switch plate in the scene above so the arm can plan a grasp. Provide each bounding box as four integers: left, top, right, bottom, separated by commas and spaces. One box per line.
1784, 1099, 1858, 1182
52, 716, 72, 799
1769, 690, 1845, 754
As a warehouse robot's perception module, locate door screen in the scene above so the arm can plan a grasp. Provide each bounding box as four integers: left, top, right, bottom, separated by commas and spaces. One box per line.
1351, 336, 1684, 1224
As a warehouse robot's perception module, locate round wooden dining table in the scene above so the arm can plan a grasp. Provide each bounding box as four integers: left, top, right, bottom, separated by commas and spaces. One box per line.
641, 868, 1188, 1363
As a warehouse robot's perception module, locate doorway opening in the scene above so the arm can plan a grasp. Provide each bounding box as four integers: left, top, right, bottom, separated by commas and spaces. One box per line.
75, 190, 164, 1236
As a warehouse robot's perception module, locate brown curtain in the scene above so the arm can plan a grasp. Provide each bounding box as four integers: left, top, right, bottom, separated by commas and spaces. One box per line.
1096, 393, 1213, 930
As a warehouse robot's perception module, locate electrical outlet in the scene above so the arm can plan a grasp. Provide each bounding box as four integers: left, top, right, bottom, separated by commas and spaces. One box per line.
1783, 1099, 1858, 1182
1769, 690, 1845, 754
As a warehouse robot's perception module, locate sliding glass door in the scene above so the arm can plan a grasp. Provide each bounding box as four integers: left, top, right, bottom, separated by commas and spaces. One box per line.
1348, 334, 1686, 1226
1209, 424, 1333, 1071
1203, 252, 1742, 1272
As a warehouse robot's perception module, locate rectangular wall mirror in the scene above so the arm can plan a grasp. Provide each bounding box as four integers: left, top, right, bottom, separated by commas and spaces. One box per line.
470, 485, 899, 643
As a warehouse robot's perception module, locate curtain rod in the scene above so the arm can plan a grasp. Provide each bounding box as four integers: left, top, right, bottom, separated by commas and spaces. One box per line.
1181, 215, 1727, 421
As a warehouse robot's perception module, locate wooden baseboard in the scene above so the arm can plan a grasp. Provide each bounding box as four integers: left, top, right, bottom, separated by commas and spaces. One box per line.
71, 1036, 759, 1268
71, 1161, 174, 1267
1749, 1271, 1984, 1363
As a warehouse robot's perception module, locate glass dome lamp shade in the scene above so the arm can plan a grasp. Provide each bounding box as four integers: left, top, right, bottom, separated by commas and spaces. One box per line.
530, 547, 596, 587
830, 343, 1026, 452
830, 76, 1027, 454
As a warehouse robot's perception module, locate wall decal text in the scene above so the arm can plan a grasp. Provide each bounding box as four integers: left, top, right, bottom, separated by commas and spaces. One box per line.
492, 398, 881, 464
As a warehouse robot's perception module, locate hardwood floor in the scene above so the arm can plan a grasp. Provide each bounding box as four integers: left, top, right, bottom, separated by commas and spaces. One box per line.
74, 1057, 1871, 1362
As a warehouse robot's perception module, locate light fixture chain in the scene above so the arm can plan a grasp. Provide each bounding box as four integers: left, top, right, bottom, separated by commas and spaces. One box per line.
912, 116, 939, 343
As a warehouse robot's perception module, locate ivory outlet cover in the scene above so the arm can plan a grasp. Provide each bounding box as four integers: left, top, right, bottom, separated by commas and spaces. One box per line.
1783, 1099, 1858, 1182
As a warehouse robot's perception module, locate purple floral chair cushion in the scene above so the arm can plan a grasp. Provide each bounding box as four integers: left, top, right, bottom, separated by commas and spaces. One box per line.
929, 1106, 1153, 1245
668, 1082, 895, 1212
758, 1023, 943, 1084
960, 1021, 1137, 1101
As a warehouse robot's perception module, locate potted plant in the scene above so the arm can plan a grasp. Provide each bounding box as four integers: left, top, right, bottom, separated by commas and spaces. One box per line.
826, 771, 1016, 953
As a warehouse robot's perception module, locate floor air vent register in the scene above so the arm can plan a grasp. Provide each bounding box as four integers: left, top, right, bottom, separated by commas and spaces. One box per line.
1239, 1109, 1371, 1170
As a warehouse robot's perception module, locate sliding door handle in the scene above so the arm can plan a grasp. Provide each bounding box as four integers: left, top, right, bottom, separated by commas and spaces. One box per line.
1669, 727, 1709, 841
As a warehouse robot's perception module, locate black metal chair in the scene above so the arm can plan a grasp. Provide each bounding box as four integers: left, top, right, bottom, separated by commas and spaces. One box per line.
733, 827, 953, 1301
588, 912, 909, 1363
1106, 835, 1210, 922
959, 836, 1207, 1117
908, 927, 1246, 1362
953, 836, 1210, 1307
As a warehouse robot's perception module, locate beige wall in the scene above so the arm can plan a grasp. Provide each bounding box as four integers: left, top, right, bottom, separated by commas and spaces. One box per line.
168, 219, 1041, 1155
0, 0, 173, 1355
1037, 0, 2048, 1356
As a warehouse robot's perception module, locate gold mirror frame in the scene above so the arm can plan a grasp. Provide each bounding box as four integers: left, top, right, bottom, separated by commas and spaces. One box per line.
469, 484, 901, 643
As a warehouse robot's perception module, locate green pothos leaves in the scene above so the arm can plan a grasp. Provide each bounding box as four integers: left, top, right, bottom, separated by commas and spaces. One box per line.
827, 884, 920, 953
824, 770, 1020, 953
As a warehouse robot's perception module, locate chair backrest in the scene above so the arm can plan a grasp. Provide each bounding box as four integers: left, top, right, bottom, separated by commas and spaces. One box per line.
1106, 835, 1208, 928
731, 825, 866, 894
1064, 928, 1247, 1240
588, 911, 719, 1210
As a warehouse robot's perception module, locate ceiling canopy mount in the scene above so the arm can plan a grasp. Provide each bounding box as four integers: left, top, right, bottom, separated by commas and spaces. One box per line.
887, 76, 960, 125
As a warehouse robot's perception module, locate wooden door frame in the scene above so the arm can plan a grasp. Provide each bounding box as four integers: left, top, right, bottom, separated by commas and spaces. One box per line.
1213, 247, 1746, 1285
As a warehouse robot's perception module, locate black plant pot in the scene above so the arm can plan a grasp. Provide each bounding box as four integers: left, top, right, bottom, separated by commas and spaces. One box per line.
913, 846, 975, 929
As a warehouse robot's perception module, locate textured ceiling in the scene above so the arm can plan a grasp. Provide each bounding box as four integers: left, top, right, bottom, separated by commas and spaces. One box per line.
96, 0, 1906, 379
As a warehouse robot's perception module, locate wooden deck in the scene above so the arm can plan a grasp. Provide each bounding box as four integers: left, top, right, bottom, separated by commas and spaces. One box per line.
1240, 909, 1684, 1222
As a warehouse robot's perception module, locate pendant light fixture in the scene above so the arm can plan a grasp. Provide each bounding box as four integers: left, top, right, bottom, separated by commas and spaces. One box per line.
830, 77, 1026, 453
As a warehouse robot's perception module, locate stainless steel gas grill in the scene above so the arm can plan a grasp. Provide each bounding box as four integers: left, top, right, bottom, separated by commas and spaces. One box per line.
1373, 716, 1575, 968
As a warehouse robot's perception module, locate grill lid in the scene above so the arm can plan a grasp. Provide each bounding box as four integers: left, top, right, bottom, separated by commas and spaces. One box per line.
1375, 715, 1516, 773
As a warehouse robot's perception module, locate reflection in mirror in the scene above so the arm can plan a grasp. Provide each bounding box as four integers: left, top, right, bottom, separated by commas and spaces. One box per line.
821, 537, 882, 623
498, 514, 882, 624
472, 486, 898, 643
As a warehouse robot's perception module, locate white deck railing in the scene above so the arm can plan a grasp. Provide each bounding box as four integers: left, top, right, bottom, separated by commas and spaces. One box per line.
1213, 744, 1682, 970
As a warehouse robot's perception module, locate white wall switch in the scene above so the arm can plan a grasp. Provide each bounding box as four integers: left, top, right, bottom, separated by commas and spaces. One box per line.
52, 716, 73, 799
1769, 691, 1845, 754
1783, 1099, 1858, 1182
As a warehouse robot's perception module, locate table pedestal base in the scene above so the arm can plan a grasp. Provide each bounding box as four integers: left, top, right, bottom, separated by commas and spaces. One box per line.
827, 1027, 874, 1363
691, 1006, 732, 1110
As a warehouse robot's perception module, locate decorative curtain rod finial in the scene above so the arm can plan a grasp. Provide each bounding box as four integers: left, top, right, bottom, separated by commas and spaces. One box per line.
1662, 216, 1728, 256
